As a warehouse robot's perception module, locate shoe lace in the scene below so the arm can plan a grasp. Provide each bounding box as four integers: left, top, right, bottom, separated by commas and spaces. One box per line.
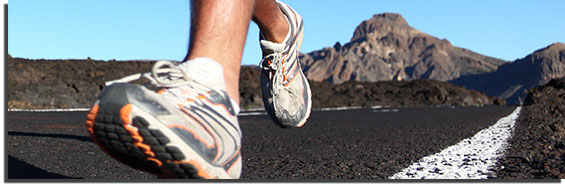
105, 61, 210, 97
259, 52, 286, 96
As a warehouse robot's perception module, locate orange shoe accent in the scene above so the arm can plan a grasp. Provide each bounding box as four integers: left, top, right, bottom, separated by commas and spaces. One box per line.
120, 104, 158, 161
282, 66, 288, 82
201, 98, 234, 118
297, 119, 307, 128
178, 105, 221, 163
147, 157, 163, 167
85, 105, 115, 157
283, 64, 299, 87
120, 104, 133, 124
85, 104, 99, 135
225, 155, 241, 175
221, 149, 241, 166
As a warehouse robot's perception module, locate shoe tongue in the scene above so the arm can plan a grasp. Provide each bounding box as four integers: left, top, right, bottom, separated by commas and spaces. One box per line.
260, 40, 286, 54
178, 57, 226, 90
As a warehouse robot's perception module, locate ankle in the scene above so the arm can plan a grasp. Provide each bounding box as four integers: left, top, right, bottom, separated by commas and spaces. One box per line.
258, 10, 289, 44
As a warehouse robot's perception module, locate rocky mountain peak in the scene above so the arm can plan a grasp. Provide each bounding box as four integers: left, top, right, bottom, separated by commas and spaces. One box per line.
533, 42, 565, 56
521, 43, 565, 67
529, 43, 565, 82
533, 42, 565, 59
351, 13, 418, 42
300, 13, 508, 84
546, 42, 565, 49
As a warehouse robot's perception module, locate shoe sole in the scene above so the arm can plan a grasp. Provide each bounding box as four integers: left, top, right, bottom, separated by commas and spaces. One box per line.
86, 102, 233, 179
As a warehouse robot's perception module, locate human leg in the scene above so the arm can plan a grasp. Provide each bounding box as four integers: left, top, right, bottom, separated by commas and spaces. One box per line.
253, 1, 313, 128
184, 0, 256, 104
252, 0, 289, 43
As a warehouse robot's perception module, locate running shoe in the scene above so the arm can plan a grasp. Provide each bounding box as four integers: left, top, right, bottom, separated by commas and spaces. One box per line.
85, 58, 242, 179
259, 0, 312, 128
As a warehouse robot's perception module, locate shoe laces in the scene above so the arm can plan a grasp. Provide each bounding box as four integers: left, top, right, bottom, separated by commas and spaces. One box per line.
105, 61, 210, 98
260, 52, 287, 96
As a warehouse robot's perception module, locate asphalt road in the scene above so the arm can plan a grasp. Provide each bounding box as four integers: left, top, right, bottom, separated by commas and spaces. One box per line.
6, 105, 516, 180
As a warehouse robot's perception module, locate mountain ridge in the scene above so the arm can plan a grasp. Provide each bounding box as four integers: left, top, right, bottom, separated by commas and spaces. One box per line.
451, 42, 565, 104
300, 13, 509, 84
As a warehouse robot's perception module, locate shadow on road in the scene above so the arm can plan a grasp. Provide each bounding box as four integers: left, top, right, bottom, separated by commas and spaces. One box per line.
8, 131, 92, 142
7, 155, 81, 179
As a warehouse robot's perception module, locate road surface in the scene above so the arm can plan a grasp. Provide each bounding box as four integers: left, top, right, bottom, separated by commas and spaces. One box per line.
6, 105, 517, 180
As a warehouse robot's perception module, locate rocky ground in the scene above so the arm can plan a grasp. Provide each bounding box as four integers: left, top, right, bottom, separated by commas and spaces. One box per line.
7, 57, 500, 109
6, 57, 155, 109
493, 78, 565, 179
239, 65, 502, 109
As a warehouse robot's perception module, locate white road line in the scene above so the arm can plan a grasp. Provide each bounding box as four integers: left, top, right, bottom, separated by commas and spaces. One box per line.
389, 106, 522, 179
8, 105, 386, 114
317, 106, 363, 111
7, 108, 91, 112
238, 112, 267, 116
373, 109, 399, 113
8, 108, 268, 116
240, 108, 266, 112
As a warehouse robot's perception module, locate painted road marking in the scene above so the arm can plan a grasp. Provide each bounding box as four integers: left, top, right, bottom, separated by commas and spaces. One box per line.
8, 105, 388, 116
373, 109, 399, 113
389, 106, 521, 179
238, 112, 267, 116
7, 108, 91, 112
318, 106, 363, 111
8, 108, 268, 116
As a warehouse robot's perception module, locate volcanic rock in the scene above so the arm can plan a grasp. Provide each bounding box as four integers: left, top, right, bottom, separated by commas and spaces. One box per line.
300, 13, 508, 84
493, 78, 565, 178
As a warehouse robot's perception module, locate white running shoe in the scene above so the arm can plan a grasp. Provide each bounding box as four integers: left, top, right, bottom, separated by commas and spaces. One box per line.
86, 58, 242, 179
259, 0, 312, 128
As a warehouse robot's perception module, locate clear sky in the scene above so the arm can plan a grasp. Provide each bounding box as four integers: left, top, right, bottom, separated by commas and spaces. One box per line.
8, 0, 565, 65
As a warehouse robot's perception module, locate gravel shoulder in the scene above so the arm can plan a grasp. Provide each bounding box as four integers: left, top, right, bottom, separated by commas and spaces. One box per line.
493, 78, 565, 179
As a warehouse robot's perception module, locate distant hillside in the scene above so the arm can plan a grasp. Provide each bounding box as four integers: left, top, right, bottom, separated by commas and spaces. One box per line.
6, 56, 500, 109
451, 43, 565, 104
300, 13, 508, 84
6, 56, 155, 108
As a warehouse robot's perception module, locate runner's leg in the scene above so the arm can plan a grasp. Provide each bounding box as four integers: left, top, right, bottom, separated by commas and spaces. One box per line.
184, 0, 256, 104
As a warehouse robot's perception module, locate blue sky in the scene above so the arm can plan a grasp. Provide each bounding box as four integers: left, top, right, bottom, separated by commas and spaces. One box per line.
8, 0, 565, 65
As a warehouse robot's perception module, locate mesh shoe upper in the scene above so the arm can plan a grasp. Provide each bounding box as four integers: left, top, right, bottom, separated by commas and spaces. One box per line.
259, 1, 312, 128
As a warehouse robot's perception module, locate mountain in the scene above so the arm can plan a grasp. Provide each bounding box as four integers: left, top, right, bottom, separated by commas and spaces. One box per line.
451, 43, 565, 104
300, 13, 508, 84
